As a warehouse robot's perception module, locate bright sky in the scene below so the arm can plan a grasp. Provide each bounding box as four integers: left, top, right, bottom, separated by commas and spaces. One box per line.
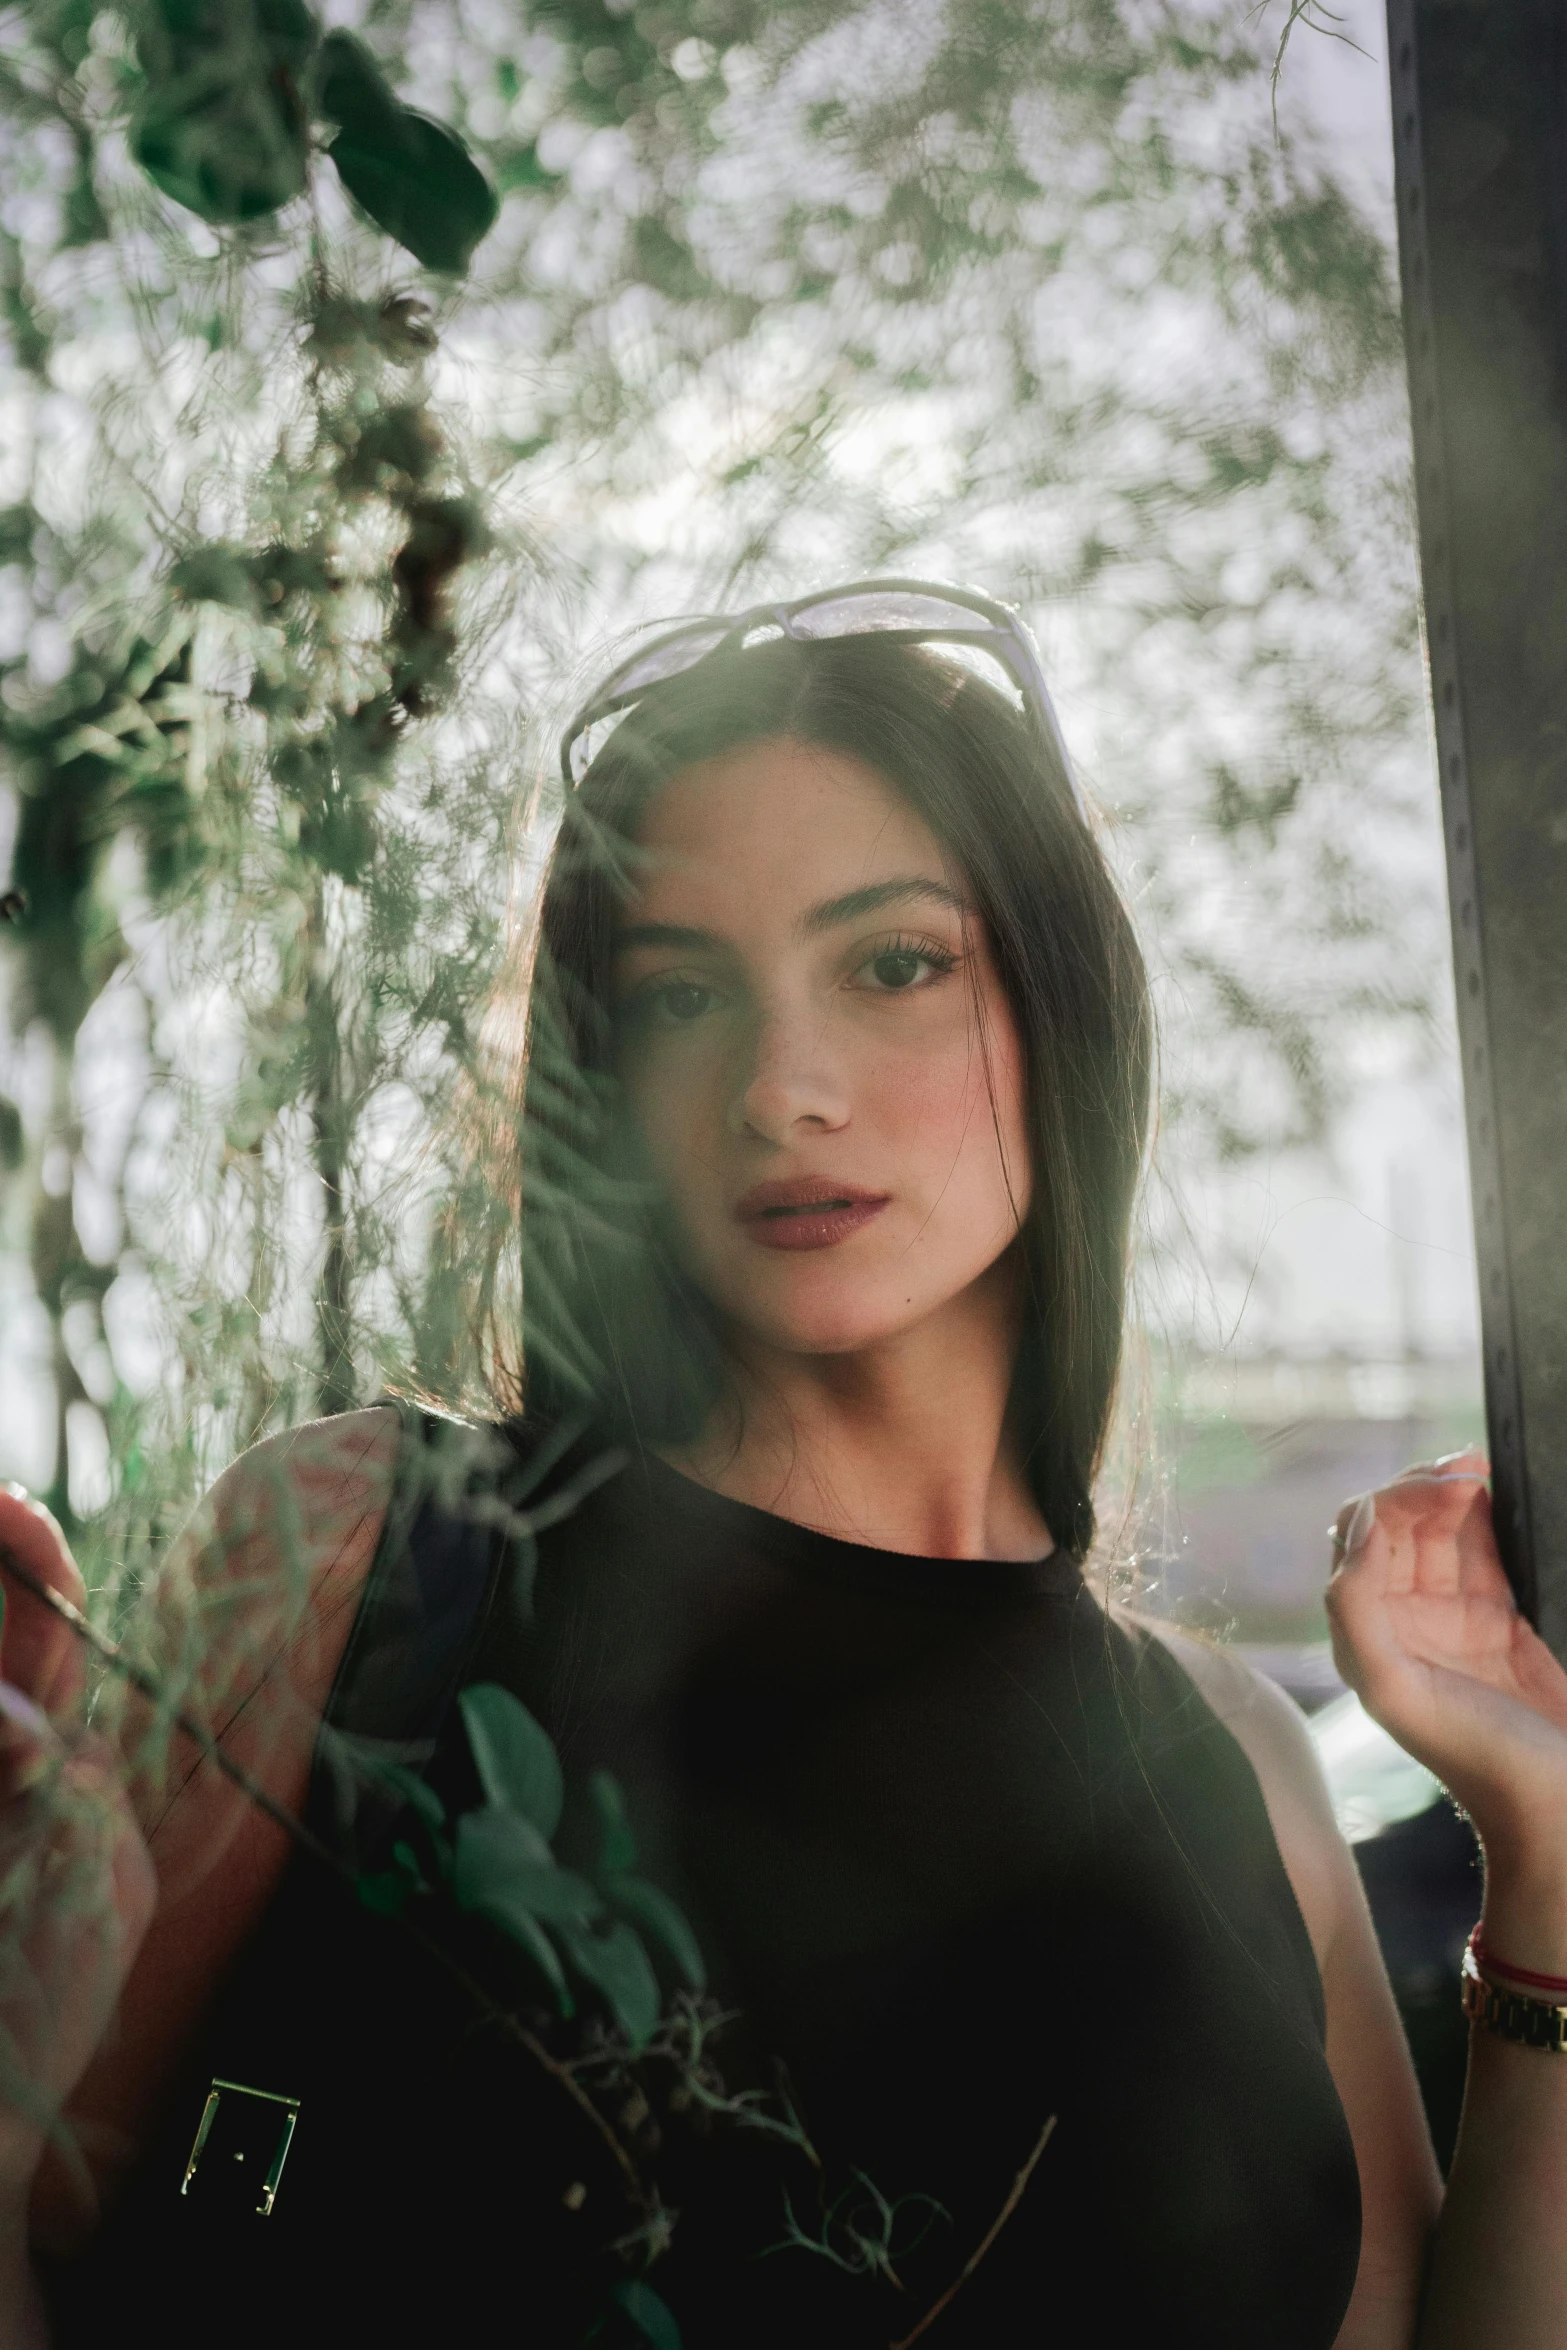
1173, 0, 1481, 1374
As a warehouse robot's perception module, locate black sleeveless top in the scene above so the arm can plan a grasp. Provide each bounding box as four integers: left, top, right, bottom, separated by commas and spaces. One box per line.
49, 1411, 1361, 2348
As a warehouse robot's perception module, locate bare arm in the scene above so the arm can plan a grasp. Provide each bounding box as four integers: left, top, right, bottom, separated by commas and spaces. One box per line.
0, 1405, 401, 2290
1138, 1621, 1440, 2350
0, 1493, 157, 2345
1325, 1456, 1567, 2349
1156, 1444, 1567, 2349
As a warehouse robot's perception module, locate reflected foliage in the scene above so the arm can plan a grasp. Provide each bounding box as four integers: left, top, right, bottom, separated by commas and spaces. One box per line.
0, 2, 1425, 1568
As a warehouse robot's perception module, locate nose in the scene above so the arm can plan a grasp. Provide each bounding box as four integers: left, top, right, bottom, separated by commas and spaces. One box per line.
728, 1004, 849, 1144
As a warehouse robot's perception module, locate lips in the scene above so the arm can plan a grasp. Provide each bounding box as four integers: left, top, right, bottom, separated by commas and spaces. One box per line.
734, 1178, 891, 1253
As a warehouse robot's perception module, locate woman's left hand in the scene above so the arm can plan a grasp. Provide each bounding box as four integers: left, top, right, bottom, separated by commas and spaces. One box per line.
1326, 1451, 1567, 1941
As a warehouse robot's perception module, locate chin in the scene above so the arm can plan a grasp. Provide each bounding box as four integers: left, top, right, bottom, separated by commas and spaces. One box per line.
719, 1272, 931, 1359
755, 1312, 900, 1356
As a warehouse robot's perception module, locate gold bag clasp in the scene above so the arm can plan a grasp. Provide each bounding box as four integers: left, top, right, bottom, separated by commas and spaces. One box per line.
180, 2077, 300, 2218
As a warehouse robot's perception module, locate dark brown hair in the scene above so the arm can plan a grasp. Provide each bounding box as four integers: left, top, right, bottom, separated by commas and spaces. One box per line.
513, 632, 1152, 1561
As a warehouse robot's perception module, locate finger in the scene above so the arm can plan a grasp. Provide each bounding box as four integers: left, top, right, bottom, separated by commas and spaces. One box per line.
1324, 1520, 1394, 1699
1390, 1446, 1490, 1485
1335, 1466, 1493, 1599
1376, 1466, 1491, 1531
1325, 1511, 1437, 1727
1372, 1473, 1512, 1605
1448, 1478, 1516, 1599
0, 1491, 86, 1716
1330, 1490, 1421, 1598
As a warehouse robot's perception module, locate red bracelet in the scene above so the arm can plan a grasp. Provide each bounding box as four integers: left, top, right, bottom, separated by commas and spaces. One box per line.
1469, 1923, 1567, 1997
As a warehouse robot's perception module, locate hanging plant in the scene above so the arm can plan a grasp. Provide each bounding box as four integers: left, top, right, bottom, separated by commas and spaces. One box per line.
315, 30, 499, 277
131, 0, 317, 225
129, 1, 499, 274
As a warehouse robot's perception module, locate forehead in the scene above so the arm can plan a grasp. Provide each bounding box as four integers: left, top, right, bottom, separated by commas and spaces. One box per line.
625, 736, 951, 920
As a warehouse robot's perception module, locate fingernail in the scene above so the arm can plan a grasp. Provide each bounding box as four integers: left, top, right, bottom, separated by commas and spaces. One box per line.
1343, 1493, 1377, 1556
1435, 1449, 1486, 1470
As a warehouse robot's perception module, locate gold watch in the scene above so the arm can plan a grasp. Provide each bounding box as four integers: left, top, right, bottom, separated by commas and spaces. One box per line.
1461, 1942, 1567, 2053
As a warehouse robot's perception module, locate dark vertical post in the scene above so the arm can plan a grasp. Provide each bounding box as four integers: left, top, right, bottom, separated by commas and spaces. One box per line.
1387, 0, 1567, 1650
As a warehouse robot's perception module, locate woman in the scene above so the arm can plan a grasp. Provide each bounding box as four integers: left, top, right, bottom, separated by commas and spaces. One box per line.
1, 581, 1565, 2348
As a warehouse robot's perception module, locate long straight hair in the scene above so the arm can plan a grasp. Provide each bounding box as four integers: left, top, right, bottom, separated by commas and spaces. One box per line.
504, 632, 1152, 1561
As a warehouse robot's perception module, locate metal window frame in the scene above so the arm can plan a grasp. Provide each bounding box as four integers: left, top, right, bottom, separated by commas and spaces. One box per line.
1388, 0, 1567, 1645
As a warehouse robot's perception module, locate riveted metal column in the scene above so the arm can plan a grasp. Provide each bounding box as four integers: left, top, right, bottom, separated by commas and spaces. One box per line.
1387, 0, 1567, 1648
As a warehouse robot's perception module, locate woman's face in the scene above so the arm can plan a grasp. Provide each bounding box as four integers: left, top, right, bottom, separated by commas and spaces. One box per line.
611, 735, 1033, 1361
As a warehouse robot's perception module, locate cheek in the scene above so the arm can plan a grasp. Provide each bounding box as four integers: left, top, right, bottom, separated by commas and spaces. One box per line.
984, 1027, 1033, 1215
620, 1045, 723, 1199
876, 1011, 1031, 1212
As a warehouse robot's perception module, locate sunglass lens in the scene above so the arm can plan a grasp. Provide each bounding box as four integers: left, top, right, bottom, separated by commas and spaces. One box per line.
599, 623, 733, 701
786, 590, 992, 638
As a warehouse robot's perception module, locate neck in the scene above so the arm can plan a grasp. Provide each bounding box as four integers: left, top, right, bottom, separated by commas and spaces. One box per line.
660, 1257, 1054, 1562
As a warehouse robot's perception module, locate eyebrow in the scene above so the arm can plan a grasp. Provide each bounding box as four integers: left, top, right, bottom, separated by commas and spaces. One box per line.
795, 878, 968, 937
613, 878, 968, 957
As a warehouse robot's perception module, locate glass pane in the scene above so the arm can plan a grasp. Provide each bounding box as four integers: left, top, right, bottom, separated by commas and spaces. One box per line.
0, 0, 1494, 2217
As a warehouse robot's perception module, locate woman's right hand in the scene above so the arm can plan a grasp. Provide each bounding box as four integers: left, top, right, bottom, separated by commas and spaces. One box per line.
0, 1489, 155, 2220
1325, 1452, 1567, 1973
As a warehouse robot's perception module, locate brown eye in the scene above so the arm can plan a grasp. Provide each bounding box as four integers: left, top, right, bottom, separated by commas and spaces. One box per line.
852, 938, 957, 993
869, 949, 926, 990
638, 977, 720, 1027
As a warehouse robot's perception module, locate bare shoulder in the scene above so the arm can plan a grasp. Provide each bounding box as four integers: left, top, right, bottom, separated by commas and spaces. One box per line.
156, 1405, 403, 1719
187, 1402, 402, 1605
1126, 1612, 1440, 2341
1125, 1612, 1333, 1805
1123, 1612, 1348, 1967
130, 1401, 404, 1860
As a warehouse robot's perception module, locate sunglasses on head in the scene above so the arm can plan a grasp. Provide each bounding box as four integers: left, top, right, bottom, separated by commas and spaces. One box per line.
559, 576, 1087, 824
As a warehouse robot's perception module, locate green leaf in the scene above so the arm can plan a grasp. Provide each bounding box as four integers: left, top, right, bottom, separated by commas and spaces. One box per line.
132, 1, 318, 226
493, 1861, 604, 1925
610, 2279, 685, 2350
0, 1099, 22, 1173
133, 84, 309, 223
367, 1758, 448, 1836
459, 1683, 563, 1834
560, 1919, 661, 2050
587, 1770, 637, 1875
327, 109, 499, 275
356, 1839, 422, 1916
450, 1814, 574, 2013
452, 1802, 554, 1893
313, 29, 400, 137
599, 1875, 706, 1994
356, 1869, 410, 1915
475, 1896, 575, 2015
137, 0, 318, 82
454, 1810, 602, 1927
254, 0, 318, 63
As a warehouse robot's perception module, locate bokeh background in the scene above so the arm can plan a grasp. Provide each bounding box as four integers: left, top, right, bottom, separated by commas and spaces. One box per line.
0, 0, 1479, 1647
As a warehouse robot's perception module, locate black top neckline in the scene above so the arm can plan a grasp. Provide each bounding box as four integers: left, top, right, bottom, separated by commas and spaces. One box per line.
636, 1444, 1083, 1611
